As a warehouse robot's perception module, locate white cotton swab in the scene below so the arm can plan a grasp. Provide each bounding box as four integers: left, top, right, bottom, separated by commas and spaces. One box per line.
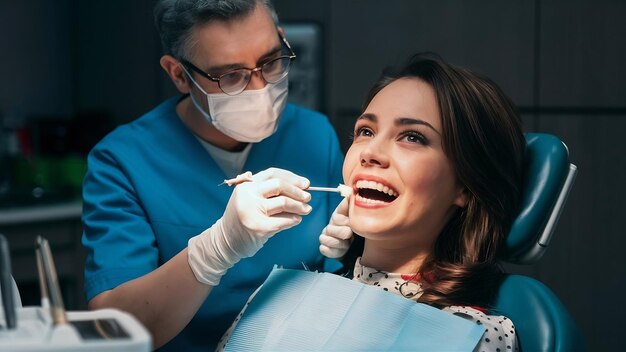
308, 184, 353, 197
221, 172, 353, 198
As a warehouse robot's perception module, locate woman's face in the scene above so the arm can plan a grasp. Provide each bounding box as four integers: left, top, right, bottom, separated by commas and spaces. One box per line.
343, 78, 467, 250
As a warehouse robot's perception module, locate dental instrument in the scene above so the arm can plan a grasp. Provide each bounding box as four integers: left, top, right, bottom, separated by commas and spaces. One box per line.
36, 236, 68, 326
308, 184, 353, 197
0, 236, 151, 351
35, 246, 50, 309
221, 171, 253, 186
221, 172, 353, 197
0, 234, 16, 329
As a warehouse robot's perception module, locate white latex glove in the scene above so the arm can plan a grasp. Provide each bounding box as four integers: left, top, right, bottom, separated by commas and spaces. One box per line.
188, 168, 312, 286
319, 197, 353, 258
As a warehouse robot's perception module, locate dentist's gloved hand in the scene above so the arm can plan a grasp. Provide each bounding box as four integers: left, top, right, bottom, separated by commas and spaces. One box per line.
319, 197, 353, 258
188, 168, 312, 286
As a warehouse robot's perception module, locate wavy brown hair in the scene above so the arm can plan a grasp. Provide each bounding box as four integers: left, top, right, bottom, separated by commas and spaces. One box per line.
350, 53, 525, 308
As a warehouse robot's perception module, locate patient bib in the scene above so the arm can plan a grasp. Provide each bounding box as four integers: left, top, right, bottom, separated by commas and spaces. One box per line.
224, 267, 484, 351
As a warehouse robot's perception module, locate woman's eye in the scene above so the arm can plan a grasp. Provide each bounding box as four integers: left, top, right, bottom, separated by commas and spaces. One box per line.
355, 127, 374, 138
401, 131, 428, 145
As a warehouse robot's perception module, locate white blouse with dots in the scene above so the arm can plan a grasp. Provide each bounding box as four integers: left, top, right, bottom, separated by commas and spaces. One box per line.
353, 258, 519, 352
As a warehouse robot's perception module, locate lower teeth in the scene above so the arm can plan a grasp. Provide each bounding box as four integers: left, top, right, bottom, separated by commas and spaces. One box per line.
355, 194, 391, 205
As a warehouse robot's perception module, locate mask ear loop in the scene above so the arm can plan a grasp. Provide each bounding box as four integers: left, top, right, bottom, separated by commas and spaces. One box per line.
179, 64, 216, 123
180, 64, 211, 96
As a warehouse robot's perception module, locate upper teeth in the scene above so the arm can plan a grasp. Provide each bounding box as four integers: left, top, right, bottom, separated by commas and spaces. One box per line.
355, 180, 398, 197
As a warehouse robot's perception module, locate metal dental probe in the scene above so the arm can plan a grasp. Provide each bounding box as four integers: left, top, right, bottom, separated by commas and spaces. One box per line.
0, 234, 16, 329
36, 236, 68, 325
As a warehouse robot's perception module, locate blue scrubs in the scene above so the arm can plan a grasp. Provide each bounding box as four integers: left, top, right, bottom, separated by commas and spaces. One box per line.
82, 96, 344, 351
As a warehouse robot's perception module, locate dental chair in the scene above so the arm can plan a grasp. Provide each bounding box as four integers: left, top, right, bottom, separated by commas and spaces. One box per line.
493, 133, 586, 351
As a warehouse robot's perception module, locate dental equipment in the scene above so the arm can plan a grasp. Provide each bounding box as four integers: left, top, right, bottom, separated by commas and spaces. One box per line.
36, 236, 68, 326
222, 171, 254, 186
0, 234, 16, 330
308, 184, 353, 197
35, 246, 50, 309
0, 236, 151, 351
222, 172, 352, 197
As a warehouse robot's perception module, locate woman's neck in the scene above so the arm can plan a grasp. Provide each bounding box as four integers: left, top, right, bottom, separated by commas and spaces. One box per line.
360, 240, 431, 274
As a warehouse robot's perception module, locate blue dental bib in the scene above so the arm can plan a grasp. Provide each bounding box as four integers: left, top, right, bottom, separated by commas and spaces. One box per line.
224, 267, 484, 351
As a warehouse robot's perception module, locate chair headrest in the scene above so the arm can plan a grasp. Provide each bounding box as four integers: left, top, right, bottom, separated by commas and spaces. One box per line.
502, 133, 577, 264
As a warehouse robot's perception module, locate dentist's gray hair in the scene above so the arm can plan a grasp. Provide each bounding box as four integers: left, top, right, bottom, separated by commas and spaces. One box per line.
154, 0, 279, 59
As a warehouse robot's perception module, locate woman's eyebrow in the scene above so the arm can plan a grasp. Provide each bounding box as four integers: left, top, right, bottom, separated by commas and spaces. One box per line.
357, 113, 377, 122
357, 114, 441, 135
396, 117, 441, 135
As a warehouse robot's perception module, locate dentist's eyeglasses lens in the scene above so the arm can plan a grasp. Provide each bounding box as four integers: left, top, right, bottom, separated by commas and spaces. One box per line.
181, 56, 294, 96
222, 56, 292, 94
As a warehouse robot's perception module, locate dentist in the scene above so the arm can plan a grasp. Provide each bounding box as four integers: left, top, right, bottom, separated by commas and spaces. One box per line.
81, 1, 347, 350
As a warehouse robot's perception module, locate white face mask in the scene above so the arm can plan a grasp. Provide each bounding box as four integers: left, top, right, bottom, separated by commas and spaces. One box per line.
182, 66, 288, 143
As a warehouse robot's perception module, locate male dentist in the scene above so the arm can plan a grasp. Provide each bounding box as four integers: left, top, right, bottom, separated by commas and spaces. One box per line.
82, 0, 348, 350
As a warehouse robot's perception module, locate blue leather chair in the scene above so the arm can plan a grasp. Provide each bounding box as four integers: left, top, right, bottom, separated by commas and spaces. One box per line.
493, 133, 586, 351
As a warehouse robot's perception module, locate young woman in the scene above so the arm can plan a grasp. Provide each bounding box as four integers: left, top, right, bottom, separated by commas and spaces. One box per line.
336, 53, 525, 351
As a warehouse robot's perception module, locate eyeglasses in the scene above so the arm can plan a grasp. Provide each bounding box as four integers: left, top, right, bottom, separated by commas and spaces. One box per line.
181, 33, 296, 95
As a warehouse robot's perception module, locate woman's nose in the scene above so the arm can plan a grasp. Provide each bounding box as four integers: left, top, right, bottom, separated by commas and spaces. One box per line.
360, 142, 389, 168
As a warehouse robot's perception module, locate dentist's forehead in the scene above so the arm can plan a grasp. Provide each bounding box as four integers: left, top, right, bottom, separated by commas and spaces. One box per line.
187, 5, 278, 67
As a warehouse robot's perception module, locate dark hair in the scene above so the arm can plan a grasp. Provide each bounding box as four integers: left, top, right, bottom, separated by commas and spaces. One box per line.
352, 53, 525, 308
154, 0, 278, 59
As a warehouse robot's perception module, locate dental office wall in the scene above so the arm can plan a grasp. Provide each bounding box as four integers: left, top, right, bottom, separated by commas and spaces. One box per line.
1, 0, 624, 350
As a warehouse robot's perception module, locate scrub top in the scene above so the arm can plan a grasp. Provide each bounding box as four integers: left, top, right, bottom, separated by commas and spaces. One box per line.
82, 96, 344, 351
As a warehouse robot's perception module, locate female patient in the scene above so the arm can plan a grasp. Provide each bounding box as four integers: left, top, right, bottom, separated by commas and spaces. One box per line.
220, 53, 525, 351
326, 52, 525, 351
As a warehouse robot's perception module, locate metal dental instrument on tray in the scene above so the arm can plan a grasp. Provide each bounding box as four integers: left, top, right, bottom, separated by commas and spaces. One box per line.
36, 236, 68, 326
0, 235, 152, 351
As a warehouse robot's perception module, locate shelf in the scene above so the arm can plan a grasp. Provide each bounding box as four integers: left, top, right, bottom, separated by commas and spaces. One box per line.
0, 201, 82, 226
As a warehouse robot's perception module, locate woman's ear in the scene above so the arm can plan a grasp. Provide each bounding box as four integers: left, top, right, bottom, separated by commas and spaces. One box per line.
160, 55, 190, 94
453, 187, 469, 208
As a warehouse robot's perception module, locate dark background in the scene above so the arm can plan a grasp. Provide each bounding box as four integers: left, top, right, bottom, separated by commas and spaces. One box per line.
1, 1, 625, 350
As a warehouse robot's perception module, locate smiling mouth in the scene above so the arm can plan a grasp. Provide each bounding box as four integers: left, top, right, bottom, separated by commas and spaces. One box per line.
355, 180, 399, 205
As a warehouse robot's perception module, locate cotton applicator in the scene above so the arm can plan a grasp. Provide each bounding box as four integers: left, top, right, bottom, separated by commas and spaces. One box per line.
222, 172, 353, 198
308, 184, 353, 197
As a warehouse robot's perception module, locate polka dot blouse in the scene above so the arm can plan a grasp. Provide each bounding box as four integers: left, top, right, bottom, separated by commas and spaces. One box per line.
354, 257, 519, 352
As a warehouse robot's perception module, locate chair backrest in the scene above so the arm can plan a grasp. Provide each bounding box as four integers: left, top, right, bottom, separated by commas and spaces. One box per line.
493, 133, 586, 351
503, 133, 578, 264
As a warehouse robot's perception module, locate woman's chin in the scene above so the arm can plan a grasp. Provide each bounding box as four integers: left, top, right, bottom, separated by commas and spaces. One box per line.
350, 220, 393, 239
